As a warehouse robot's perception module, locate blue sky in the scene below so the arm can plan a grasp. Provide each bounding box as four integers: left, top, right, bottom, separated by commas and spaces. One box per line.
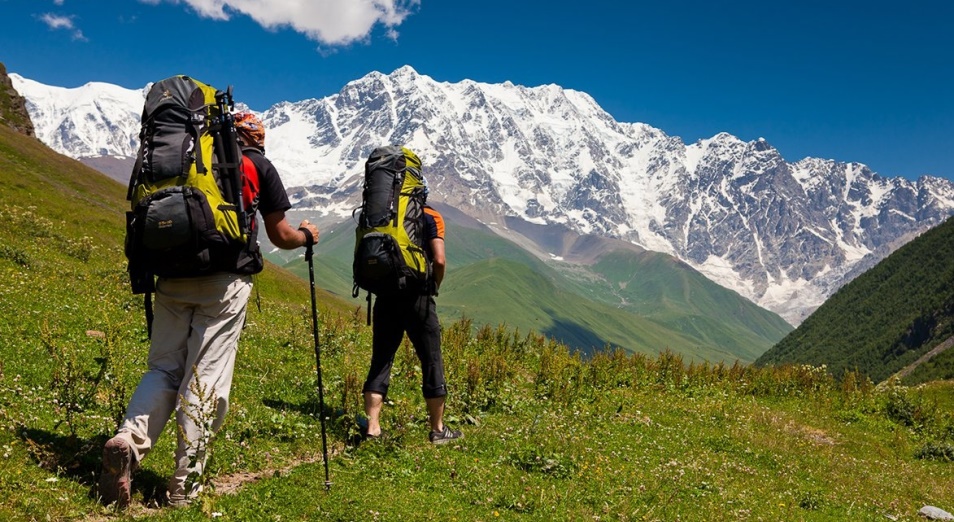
1, 0, 952, 181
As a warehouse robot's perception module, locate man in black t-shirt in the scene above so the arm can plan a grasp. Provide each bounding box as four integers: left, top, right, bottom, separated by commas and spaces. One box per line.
100, 112, 320, 509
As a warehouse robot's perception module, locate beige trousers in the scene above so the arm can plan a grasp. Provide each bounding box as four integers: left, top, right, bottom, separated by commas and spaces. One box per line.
114, 272, 252, 501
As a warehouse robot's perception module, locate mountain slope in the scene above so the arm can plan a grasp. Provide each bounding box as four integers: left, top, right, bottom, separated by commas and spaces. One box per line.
254, 67, 954, 325
284, 203, 792, 362
12, 66, 954, 326
756, 216, 954, 383
9, 71, 142, 159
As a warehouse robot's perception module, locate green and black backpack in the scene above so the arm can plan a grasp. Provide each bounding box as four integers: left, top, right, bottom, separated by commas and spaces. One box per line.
125, 75, 252, 293
352, 146, 431, 309
124, 75, 256, 334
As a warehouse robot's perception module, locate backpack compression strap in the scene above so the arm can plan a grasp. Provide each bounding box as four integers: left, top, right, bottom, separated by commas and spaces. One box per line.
366, 293, 372, 326
145, 292, 154, 339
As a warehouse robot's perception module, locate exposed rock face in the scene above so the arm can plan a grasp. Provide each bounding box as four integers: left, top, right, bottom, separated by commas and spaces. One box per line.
0, 62, 36, 137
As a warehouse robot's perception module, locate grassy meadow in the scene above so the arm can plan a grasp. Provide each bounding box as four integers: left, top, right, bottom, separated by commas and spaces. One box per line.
1, 125, 954, 521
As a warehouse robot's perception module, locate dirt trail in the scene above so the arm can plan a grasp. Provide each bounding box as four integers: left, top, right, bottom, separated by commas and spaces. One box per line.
889, 334, 954, 381
84, 451, 329, 520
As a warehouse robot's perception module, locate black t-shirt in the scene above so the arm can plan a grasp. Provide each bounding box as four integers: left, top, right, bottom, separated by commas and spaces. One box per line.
232, 148, 292, 274
245, 148, 292, 216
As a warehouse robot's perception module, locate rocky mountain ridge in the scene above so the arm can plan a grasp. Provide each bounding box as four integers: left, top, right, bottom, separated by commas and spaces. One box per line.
10, 66, 954, 324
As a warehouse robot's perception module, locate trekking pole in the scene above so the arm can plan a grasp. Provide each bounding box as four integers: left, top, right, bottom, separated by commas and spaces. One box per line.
303, 231, 332, 490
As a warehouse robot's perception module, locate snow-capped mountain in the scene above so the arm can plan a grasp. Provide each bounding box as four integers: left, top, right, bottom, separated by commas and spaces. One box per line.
11, 67, 954, 325
10, 74, 144, 159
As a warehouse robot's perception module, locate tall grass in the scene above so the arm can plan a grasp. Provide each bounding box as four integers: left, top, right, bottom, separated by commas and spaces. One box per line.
6, 266, 954, 521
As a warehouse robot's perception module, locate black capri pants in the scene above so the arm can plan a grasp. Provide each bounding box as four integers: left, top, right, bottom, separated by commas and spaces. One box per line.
362, 291, 447, 399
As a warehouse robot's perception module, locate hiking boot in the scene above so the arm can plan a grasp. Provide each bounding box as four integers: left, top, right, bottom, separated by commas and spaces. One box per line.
429, 425, 463, 445
168, 496, 193, 508
167, 484, 202, 508
100, 436, 134, 508
363, 429, 386, 441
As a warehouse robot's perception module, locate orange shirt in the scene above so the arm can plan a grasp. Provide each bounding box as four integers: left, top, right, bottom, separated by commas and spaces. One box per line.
423, 206, 444, 241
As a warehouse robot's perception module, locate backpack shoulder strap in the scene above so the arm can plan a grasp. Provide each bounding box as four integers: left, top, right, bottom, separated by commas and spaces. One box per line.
126, 123, 147, 201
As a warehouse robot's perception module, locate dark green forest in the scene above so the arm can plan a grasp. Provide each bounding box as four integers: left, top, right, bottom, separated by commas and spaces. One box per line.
758, 216, 954, 384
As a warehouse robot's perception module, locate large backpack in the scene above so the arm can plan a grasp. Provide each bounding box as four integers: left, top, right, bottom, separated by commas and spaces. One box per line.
125, 75, 252, 294
352, 146, 431, 305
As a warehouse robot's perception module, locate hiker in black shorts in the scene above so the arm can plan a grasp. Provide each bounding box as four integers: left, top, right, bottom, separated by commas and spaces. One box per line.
361, 195, 462, 444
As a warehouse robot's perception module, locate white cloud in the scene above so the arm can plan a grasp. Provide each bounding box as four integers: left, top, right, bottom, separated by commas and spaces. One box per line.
39, 13, 88, 41
143, 0, 419, 45
40, 13, 73, 29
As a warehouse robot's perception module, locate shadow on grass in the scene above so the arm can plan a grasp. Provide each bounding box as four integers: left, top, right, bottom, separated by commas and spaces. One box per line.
261, 398, 363, 446
543, 318, 611, 357
18, 427, 168, 505
262, 397, 324, 417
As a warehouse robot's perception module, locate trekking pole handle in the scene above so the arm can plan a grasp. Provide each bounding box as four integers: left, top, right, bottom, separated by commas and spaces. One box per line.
300, 227, 315, 255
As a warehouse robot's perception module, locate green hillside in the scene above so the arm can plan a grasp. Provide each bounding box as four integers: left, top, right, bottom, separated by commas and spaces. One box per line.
4, 106, 954, 521
441, 257, 715, 358
569, 250, 792, 361
757, 216, 954, 384
287, 211, 792, 363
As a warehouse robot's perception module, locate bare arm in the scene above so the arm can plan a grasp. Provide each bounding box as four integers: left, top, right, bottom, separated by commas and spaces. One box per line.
429, 237, 446, 289
262, 211, 319, 250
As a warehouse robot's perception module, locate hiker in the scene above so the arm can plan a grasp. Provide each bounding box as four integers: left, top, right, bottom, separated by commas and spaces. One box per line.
358, 147, 462, 445
100, 108, 320, 508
